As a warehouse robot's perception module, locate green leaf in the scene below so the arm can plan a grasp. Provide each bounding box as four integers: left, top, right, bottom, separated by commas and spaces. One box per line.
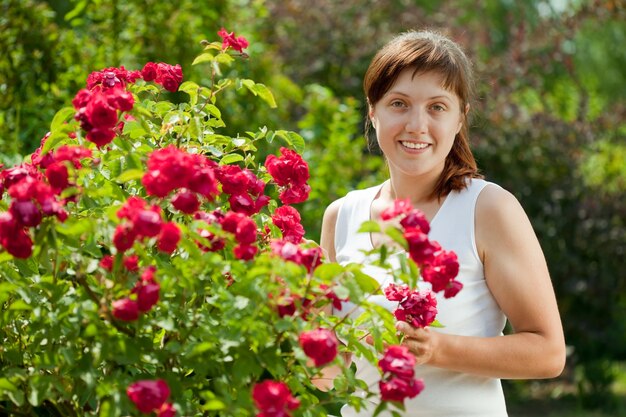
384, 226, 407, 248
192, 52, 215, 65
220, 154, 244, 165
357, 221, 381, 234
352, 269, 381, 294
41, 131, 67, 155
50, 106, 75, 133
252, 83, 277, 108
55, 218, 94, 237
0, 378, 17, 392
115, 169, 145, 183
9, 300, 31, 311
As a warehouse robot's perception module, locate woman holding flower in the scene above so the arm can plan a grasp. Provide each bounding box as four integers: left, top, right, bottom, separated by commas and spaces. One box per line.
319, 30, 565, 416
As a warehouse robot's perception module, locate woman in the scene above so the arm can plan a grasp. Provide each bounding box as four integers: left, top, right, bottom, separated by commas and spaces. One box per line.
319, 30, 565, 416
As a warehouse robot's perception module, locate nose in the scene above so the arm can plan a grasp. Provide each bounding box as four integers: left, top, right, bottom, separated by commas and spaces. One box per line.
405, 108, 427, 134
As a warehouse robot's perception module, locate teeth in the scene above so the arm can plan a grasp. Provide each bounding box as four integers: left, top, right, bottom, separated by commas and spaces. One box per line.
401, 141, 429, 149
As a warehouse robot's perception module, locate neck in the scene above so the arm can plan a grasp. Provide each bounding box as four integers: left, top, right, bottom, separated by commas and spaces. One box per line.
387, 170, 441, 205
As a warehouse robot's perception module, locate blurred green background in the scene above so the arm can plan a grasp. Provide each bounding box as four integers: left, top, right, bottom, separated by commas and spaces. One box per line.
1, 0, 625, 415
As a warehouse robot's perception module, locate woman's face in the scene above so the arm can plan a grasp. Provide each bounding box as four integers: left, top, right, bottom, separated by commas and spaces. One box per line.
370, 69, 464, 181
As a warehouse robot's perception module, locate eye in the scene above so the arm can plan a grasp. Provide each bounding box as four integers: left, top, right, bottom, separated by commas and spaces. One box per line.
430, 103, 446, 112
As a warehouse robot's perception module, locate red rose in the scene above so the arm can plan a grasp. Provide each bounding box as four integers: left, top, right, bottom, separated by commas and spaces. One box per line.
156, 63, 183, 92
265, 147, 310, 187
134, 281, 160, 312
127, 379, 171, 413
112, 298, 139, 321
45, 162, 70, 191
141, 62, 159, 81
298, 328, 338, 367
217, 165, 250, 195
271, 205, 305, 243
319, 284, 347, 311
399, 209, 431, 234
384, 283, 411, 302
394, 289, 438, 328
252, 380, 300, 416
123, 255, 139, 272
157, 222, 181, 254
217, 28, 249, 52
404, 227, 438, 266
379, 376, 424, 402
72, 89, 93, 109
171, 189, 200, 214
187, 166, 219, 199
107, 86, 134, 112
381, 198, 413, 221
421, 250, 460, 293
444, 280, 463, 299
157, 402, 176, 417
279, 183, 310, 205
86, 127, 116, 148
113, 223, 137, 252
99, 255, 114, 272
10, 200, 42, 228
85, 92, 118, 129
133, 209, 163, 238
233, 243, 257, 260
378, 345, 416, 379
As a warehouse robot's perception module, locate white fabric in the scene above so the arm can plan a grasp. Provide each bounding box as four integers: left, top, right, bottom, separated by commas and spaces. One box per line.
333, 179, 508, 416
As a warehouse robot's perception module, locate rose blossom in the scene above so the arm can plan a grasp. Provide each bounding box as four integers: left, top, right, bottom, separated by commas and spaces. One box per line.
171, 189, 200, 214
378, 345, 416, 379
421, 249, 462, 295
298, 328, 338, 367
112, 298, 139, 321
217, 28, 249, 52
157, 222, 181, 254
379, 376, 424, 403
126, 379, 171, 413
252, 380, 300, 417
384, 283, 438, 328
271, 205, 305, 243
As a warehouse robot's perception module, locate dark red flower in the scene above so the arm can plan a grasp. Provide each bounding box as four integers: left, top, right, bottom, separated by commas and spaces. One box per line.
99, 255, 114, 271
112, 298, 139, 321
279, 183, 311, 205
127, 379, 171, 413
134, 281, 160, 312
113, 223, 137, 252
158, 402, 176, 417
217, 28, 249, 53
252, 380, 300, 417
10, 200, 42, 228
379, 376, 424, 403
123, 255, 139, 272
45, 162, 70, 191
171, 189, 200, 214
133, 210, 163, 238
86, 127, 116, 148
381, 198, 413, 221
404, 227, 438, 266
141, 62, 159, 81
157, 222, 181, 254
265, 147, 310, 186
298, 328, 338, 367
378, 345, 416, 379
421, 250, 460, 293
155, 63, 183, 92
271, 205, 305, 243
233, 243, 258, 260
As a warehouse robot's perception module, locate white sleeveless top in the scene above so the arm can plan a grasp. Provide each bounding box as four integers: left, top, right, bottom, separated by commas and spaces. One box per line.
334, 179, 508, 417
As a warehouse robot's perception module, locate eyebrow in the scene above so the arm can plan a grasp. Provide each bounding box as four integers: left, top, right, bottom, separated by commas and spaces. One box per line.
385, 91, 455, 102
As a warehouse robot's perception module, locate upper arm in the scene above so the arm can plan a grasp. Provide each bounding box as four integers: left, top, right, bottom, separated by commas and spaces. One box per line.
320, 199, 343, 263
475, 186, 564, 343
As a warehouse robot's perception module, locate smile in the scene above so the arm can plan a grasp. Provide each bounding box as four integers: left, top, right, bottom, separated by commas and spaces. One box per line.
400, 141, 429, 150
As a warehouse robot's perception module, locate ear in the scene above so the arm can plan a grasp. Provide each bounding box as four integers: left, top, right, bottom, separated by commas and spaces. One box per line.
456, 103, 470, 133
368, 100, 377, 129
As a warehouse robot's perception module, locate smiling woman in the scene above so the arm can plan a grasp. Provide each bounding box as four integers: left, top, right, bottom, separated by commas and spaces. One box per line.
319, 30, 566, 417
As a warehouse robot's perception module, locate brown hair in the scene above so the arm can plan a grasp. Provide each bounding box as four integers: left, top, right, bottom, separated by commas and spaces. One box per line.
364, 30, 483, 199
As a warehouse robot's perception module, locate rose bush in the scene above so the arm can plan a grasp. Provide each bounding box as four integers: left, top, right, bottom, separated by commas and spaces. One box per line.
0, 29, 460, 417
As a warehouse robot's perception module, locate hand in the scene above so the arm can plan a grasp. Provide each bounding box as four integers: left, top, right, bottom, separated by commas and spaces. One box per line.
395, 321, 439, 365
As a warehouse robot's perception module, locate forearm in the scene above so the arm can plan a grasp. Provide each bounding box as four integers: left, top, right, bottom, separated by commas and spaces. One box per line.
430, 331, 565, 379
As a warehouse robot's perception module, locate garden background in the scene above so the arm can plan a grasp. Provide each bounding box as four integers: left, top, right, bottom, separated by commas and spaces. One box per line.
1, 0, 625, 415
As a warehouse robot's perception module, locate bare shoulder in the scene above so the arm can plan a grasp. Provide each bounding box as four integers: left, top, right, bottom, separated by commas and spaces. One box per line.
475, 184, 536, 261
320, 198, 345, 263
